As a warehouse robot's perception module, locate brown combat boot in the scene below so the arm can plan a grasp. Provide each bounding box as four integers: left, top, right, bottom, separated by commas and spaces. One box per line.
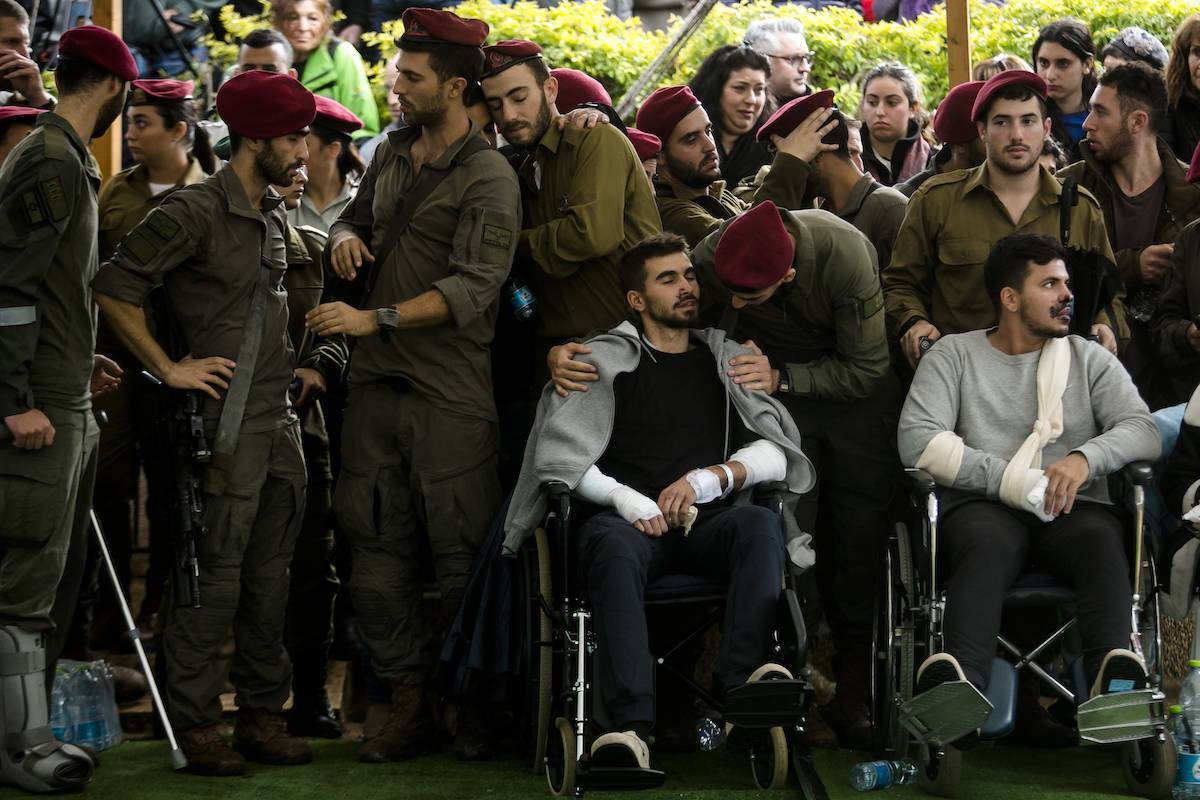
232, 708, 314, 765
179, 724, 247, 777
358, 685, 436, 763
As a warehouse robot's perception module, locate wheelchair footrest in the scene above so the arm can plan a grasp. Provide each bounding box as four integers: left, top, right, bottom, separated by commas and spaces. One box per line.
577, 761, 667, 792
899, 680, 993, 748
1078, 689, 1167, 745
723, 679, 807, 728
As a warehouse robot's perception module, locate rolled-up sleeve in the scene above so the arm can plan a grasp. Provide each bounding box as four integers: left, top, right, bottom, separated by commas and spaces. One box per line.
433, 157, 521, 328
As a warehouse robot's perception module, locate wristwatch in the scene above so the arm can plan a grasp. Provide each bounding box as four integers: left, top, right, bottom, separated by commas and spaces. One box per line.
375, 307, 400, 332
777, 370, 791, 395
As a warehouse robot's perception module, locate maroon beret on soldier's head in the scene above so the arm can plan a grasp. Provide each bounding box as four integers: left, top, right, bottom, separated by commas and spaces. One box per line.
552, 68, 611, 113
481, 40, 543, 79
714, 201, 795, 291
0, 106, 47, 125
217, 71, 316, 139
1187, 141, 1200, 184
933, 80, 984, 145
971, 70, 1047, 122
626, 128, 661, 162
58, 25, 137, 82
399, 8, 489, 47
313, 94, 363, 136
129, 78, 194, 106
635, 85, 701, 148
756, 89, 835, 143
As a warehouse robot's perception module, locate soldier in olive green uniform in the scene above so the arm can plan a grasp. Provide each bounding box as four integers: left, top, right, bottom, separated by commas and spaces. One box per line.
690, 201, 900, 749
479, 40, 662, 348
0, 26, 132, 793
310, 9, 520, 763
885, 71, 1126, 370
93, 70, 316, 776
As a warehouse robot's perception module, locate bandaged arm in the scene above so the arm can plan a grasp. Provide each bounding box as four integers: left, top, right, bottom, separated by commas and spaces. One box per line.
574, 465, 663, 525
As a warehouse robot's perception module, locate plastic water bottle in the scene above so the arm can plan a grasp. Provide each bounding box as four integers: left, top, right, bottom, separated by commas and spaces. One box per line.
49, 670, 73, 742
504, 278, 537, 321
850, 760, 918, 791
74, 667, 112, 750
695, 717, 723, 751
1176, 661, 1200, 799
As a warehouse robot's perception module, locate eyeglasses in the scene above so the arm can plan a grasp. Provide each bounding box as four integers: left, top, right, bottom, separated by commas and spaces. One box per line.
765, 52, 814, 69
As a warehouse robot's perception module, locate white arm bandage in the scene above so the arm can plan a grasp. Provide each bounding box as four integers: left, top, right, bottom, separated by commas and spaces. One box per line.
574, 465, 662, 525
728, 439, 787, 488
685, 468, 724, 504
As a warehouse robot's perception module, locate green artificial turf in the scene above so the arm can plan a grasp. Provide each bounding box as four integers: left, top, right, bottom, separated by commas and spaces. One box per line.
18, 739, 1144, 800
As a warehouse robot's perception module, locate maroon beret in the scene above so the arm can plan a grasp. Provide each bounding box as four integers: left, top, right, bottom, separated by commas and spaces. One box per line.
58, 25, 137, 82
971, 70, 1047, 122
399, 8, 488, 48
756, 89, 835, 143
552, 68, 611, 113
635, 85, 701, 147
313, 94, 362, 136
1188, 141, 1200, 184
129, 78, 193, 106
626, 128, 661, 162
933, 81, 984, 145
714, 201, 794, 291
217, 71, 316, 139
481, 40, 543, 79
0, 106, 47, 126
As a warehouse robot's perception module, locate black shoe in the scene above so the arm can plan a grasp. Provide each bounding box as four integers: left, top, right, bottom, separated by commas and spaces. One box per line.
287, 689, 343, 739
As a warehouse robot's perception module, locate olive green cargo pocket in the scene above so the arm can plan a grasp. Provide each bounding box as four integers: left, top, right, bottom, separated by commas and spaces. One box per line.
0, 450, 66, 547
334, 465, 382, 542
418, 454, 500, 556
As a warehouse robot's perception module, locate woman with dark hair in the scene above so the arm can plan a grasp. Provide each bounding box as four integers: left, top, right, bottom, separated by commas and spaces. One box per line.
856, 62, 932, 186
688, 45, 774, 186
1165, 14, 1200, 163
1032, 19, 1097, 159
288, 96, 364, 232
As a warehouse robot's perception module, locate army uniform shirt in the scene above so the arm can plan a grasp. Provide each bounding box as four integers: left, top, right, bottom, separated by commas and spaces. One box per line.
885, 163, 1124, 341
329, 122, 520, 422
92, 166, 295, 434
517, 122, 662, 340
97, 157, 209, 262
692, 208, 890, 402
0, 113, 101, 419
834, 174, 909, 271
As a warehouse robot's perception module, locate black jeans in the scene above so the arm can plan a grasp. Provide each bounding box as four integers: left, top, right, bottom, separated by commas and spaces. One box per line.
579, 505, 785, 731
941, 498, 1132, 690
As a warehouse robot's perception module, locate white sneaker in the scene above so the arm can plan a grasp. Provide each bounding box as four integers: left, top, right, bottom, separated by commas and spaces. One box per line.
1090, 649, 1148, 699
747, 663, 793, 683
916, 653, 967, 696
590, 730, 650, 769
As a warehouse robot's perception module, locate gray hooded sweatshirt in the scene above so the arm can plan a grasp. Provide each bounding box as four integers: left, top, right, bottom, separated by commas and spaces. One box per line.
502, 321, 817, 556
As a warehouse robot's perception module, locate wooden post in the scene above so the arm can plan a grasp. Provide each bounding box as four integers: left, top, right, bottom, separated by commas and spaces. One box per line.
88, 0, 123, 181
946, 0, 970, 89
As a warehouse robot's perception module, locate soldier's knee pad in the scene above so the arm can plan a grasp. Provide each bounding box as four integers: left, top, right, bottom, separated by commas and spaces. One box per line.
0, 626, 94, 792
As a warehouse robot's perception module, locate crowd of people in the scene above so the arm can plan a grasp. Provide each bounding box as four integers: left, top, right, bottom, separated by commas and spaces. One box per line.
6, 0, 1200, 792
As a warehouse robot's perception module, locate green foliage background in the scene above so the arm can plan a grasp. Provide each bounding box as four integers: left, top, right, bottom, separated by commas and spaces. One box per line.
208, 0, 1197, 117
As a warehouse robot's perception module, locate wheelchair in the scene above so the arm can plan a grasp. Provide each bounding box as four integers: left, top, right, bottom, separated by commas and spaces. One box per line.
521, 480, 827, 798
871, 463, 1174, 799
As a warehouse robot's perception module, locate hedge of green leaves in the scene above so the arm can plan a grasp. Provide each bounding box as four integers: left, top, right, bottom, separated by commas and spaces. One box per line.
209, 0, 1197, 116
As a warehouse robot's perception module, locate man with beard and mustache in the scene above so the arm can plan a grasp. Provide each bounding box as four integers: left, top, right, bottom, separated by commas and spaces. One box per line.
93, 70, 316, 776
1061, 63, 1200, 408
886, 70, 1127, 372
898, 233, 1159, 722
503, 231, 816, 774
632, 84, 836, 248
0, 25, 130, 794
478, 39, 661, 357
307, 8, 519, 764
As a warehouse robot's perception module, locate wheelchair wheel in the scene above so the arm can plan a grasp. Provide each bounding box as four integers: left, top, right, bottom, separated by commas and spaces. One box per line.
871, 532, 914, 758
546, 717, 577, 797
749, 726, 789, 790
917, 743, 962, 798
531, 527, 556, 775
1121, 736, 1176, 800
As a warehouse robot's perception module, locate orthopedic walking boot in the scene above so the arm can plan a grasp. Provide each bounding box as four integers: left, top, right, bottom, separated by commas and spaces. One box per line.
179, 724, 246, 777
232, 708, 313, 765
358, 685, 436, 763
286, 650, 342, 739
0, 626, 94, 791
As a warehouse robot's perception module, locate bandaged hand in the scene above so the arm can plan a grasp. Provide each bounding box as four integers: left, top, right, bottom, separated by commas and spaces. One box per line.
611, 486, 666, 531
686, 468, 723, 504
1019, 469, 1057, 523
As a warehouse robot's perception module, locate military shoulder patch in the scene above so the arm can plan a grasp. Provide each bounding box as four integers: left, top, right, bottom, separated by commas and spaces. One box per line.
481, 223, 513, 250
39, 177, 69, 222
861, 292, 884, 319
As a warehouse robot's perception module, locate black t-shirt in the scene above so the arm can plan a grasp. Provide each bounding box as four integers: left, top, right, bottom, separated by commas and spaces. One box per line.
596, 341, 752, 500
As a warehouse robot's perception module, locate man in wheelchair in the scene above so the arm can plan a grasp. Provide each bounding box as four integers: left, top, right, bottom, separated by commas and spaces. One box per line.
897, 233, 1161, 715
503, 232, 816, 772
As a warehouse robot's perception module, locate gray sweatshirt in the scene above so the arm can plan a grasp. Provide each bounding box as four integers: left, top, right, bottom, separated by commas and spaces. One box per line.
898, 331, 1160, 510
502, 321, 817, 555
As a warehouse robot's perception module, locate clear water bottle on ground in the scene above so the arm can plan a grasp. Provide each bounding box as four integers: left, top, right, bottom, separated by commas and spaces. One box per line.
1176, 662, 1200, 800
850, 759, 918, 791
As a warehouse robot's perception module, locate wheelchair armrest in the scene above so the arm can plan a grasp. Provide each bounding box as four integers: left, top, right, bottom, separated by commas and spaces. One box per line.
1121, 461, 1154, 487
753, 480, 789, 504
543, 480, 571, 501
903, 468, 937, 494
